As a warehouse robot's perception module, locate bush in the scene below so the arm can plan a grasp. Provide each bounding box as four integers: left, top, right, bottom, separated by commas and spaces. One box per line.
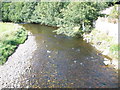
0, 23, 27, 64
109, 5, 119, 19
109, 44, 120, 59
1, 2, 112, 37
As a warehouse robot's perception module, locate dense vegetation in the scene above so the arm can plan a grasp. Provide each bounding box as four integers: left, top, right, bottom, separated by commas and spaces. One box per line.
1, 2, 114, 37
103, 4, 119, 25
0, 23, 27, 64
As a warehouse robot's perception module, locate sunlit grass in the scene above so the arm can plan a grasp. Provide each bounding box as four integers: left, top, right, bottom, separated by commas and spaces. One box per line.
109, 44, 120, 59
0, 22, 27, 65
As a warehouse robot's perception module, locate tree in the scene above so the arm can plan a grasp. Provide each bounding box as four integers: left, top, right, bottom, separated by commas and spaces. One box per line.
21, 2, 37, 23
1, 2, 112, 37
1, 2, 11, 22
8, 2, 23, 22
54, 2, 112, 37
31, 2, 69, 25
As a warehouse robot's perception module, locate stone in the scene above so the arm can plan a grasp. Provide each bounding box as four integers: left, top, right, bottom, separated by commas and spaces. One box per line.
29, 56, 32, 59
96, 41, 102, 45
104, 58, 109, 61
72, 48, 74, 50
111, 60, 118, 69
26, 80, 30, 83
91, 56, 94, 59
48, 56, 51, 58
26, 86, 29, 88
103, 60, 111, 65
55, 51, 59, 54
47, 50, 51, 53
46, 45, 48, 47
74, 61, 77, 63
17, 84, 20, 88
54, 35, 57, 37
80, 63, 83, 65
42, 40, 45, 43
32, 74, 36, 77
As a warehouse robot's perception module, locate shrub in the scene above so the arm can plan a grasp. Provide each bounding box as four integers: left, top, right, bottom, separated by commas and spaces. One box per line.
1, 2, 112, 37
0, 23, 27, 64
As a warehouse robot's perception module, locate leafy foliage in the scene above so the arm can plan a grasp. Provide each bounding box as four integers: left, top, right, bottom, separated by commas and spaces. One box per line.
54, 2, 110, 36
0, 23, 27, 64
109, 5, 119, 19
1, 2, 11, 21
21, 2, 37, 22
1, 2, 112, 37
31, 2, 69, 25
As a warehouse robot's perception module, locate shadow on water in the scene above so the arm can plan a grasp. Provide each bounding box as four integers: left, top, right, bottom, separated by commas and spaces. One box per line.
21, 24, 118, 88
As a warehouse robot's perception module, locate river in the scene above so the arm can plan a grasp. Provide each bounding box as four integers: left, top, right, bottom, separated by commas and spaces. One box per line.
19, 24, 118, 88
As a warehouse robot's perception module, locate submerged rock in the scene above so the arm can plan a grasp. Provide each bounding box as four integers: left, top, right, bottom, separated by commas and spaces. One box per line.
76, 49, 80, 52
74, 61, 77, 63
47, 50, 51, 53
80, 63, 84, 66
54, 35, 57, 37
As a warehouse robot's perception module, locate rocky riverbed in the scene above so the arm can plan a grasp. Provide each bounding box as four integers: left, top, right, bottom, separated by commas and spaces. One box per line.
0, 32, 37, 89
0, 24, 118, 88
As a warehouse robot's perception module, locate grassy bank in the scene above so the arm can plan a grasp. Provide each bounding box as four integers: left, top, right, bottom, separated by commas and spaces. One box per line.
0, 22, 27, 65
83, 29, 119, 69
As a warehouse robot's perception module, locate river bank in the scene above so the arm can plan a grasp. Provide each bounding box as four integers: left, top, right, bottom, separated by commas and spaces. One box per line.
83, 17, 119, 70
0, 22, 27, 64
0, 31, 37, 88
0, 22, 37, 88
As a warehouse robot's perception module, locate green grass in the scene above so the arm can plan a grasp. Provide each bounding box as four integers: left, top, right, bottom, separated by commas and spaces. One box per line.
0, 22, 27, 65
109, 44, 120, 59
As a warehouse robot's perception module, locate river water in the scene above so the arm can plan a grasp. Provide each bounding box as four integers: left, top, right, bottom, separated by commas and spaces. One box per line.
20, 24, 118, 88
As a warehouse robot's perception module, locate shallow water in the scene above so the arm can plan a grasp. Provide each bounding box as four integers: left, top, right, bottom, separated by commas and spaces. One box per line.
21, 24, 118, 88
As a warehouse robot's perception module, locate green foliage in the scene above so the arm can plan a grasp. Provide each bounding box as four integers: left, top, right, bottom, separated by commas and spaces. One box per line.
31, 2, 69, 25
1, 2, 11, 21
8, 2, 24, 22
54, 26, 80, 37
109, 5, 119, 19
110, 44, 120, 59
21, 2, 37, 22
1, 2, 37, 22
110, 44, 120, 52
1, 2, 111, 37
54, 2, 110, 37
0, 23, 27, 65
